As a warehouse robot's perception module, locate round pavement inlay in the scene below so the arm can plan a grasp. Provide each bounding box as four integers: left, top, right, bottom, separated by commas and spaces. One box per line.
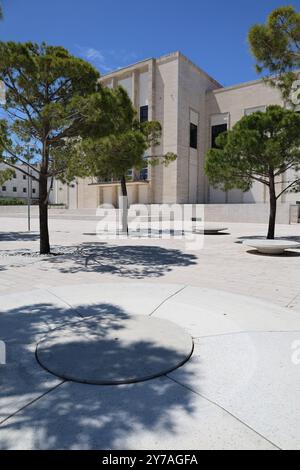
36, 315, 194, 385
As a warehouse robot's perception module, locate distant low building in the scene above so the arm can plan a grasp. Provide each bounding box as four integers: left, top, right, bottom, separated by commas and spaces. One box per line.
0, 162, 79, 207
0, 163, 39, 201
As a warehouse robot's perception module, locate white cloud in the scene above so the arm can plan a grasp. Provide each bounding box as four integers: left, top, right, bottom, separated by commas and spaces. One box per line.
75, 45, 139, 74
76, 45, 112, 72
85, 48, 104, 62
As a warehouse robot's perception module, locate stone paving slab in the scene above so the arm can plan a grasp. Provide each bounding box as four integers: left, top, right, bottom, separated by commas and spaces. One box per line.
0, 219, 300, 311
154, 286, 300, 336
0, 283, 299, 449
0, 216, 300, 449
0, 289, 81, 422
47, 283, 183, 317
0, 379, 276, 450
169, 332, 300, 450
0, 285, 185, 425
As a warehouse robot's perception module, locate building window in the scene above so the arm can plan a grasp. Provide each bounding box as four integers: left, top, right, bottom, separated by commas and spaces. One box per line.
23, 175, 26, 180
140, 106, 148, 123
2, 186, 6, 191
32, 188, 36, 194
138, 154, 149, 181
13, 174, 17, 179
139, 168, 148, 181
211, 124, 227, 149
23, 188, 27, 193
190, 110, 199, 150
127, 169, 134, 181
190, 123, 198, 149
13, 187, 17, 192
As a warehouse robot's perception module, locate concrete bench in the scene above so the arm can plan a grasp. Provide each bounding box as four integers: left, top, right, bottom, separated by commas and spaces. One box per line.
244, 239, 300, 255
191, 220, 228, 235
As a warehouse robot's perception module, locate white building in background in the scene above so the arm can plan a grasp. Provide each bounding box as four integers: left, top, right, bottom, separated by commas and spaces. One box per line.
0, 163, 39, 201
3, 52, 299, 218
0, 163, 60, 205
55, 51, 297, 211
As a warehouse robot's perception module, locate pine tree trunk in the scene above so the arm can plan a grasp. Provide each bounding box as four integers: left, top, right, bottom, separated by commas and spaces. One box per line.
267, 172, 277, 240
120, 175, 128, 234
120, 174, 128, 197
39, 173, 50, 254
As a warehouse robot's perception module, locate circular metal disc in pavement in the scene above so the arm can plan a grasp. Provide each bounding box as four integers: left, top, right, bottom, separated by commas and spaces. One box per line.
36, 315, 194, 385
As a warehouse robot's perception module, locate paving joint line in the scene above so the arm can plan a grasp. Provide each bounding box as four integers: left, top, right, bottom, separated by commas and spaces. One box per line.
286, 291, 300, 308
165, 375, 281, 450
0, 380, 67, 427
149, 285, 188, 317
192, 330, 300, 340
45, 288, 85, 318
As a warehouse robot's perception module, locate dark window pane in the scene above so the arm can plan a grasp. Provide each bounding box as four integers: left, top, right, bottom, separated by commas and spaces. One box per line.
190, 123, 198, 149
140, 106, 148, 123
139, 168, 148, 181
23, 175, 26, 180
2, 186, 6, 191
23, 188, 27, 193
32, 188, 36, 194
13, 187, 17, 192
211, 124, 227, 148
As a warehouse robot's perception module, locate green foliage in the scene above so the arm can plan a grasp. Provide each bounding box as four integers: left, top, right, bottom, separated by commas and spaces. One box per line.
0, 167, 14, 185
205, 105, 300, 196
206, 105, 300, 238
0, 41, 176, 188
0, 41, 103, 253
70, 85, 177, 184
0, 198, 26, 205
0, 41, 100, 181
0, 41, 177, 249
81, 131, 148, 180
248, 6, 300, 101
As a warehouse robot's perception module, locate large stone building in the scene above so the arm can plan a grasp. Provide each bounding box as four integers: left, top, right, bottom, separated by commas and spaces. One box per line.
52, 52, 300, 211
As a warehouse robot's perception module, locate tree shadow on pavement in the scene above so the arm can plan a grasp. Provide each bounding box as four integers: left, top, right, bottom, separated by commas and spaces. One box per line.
246, 249, 300, 257
0, 300, 198, 450
0, 232, 39, 242
45, 243, 198, 279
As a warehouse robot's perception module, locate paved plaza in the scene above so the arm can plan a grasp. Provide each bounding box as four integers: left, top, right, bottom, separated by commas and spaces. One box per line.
0, 215, 300, 449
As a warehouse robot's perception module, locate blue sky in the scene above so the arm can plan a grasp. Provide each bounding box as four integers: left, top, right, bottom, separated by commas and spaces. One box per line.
0, 0, 298, 86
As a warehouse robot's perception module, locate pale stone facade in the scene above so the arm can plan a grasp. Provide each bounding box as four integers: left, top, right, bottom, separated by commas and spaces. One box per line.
54, 52, 299, 210
205, 80, 296, 205
0, 163, 39, 202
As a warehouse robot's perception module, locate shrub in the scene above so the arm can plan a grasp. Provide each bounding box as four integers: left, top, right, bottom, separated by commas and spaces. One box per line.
0, 198, 27, 205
